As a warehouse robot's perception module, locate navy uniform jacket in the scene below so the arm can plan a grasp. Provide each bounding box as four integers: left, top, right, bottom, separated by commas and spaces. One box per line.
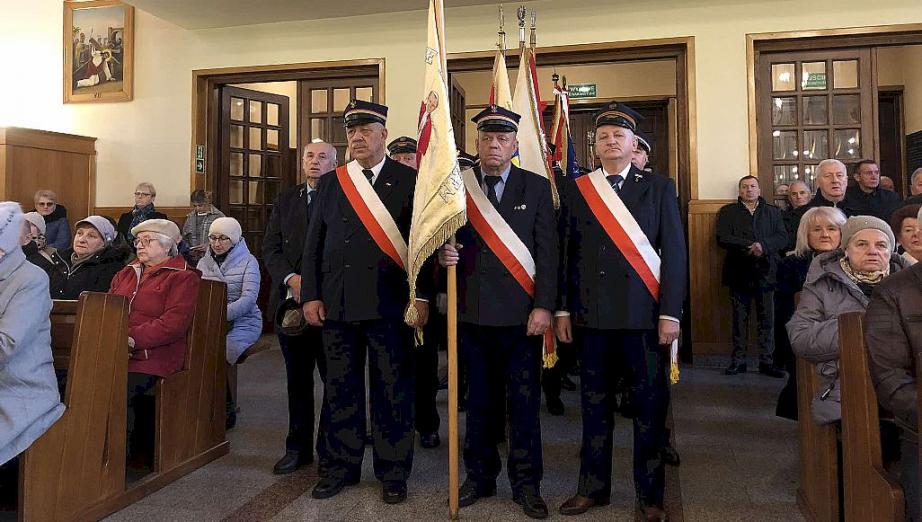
263, 183, 311, 317
559, 165, 687, 330
301, 157, 424, 322
455, 165, 558, 327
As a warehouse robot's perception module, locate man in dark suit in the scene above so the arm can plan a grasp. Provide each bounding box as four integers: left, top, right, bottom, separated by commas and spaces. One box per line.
439, 106, 557, 519
556, 102, 687, 522
302, 100, 428, 505
263, 140, 337, 475
845, 159, 900, 221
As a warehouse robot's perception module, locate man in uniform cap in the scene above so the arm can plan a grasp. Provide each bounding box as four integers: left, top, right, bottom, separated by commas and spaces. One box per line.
439, 105, 557, 519
556, 102, 686, 521
302, 100, 429, 504
387, 136, 419, 170
264, 139, 338, 475
632, 131, 653, 173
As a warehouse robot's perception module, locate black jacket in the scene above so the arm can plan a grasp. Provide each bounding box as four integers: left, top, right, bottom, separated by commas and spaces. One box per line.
844, 185, 901, 222
903, 194, 922, 207
715, 197, 787, 289
559, 165, 687, 330
454, 165, 558, 327
263, 182, 312, 317
302, 158, 428, 322
116, 208, 169, 245
38, 246, 127, 300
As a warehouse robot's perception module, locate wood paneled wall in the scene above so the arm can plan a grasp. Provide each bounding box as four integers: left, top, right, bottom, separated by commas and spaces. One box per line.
0, 127, 96, 221
688, 199, 736, 356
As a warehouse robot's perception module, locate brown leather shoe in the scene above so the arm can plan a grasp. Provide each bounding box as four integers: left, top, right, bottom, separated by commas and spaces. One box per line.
636, 504, 668, 522
559, 494, 609, 516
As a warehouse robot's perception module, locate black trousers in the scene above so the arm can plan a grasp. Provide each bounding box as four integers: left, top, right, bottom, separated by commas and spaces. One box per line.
279, 328, 328, 464
730, 286, 775, 365
321, 318, 415, 483
576, 328, 668, 506
461, 323, 543, 494
542, 337, 576, 400
127, 372, 158, 464
415, 305, 442, 435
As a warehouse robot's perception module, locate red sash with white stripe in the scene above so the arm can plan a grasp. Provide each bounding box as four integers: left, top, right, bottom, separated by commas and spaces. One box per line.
462, 169, 556, 366
337, 162, 408, 271
574, 169, 661, 300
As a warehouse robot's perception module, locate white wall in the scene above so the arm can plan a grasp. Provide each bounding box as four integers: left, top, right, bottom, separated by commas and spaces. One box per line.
3, 0, 922, 204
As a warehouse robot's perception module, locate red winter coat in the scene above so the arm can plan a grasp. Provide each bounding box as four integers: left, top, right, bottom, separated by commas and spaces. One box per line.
109, 255, 201, 377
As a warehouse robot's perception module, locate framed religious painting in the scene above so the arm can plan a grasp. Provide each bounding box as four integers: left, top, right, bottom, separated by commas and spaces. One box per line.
64, 0, 134, 103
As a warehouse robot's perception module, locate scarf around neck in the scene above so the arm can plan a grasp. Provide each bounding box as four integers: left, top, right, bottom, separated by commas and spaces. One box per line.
839, 255, 889, 285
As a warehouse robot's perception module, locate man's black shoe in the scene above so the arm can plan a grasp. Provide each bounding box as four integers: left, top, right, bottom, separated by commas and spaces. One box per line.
514, 490, 549, 519
759, 364, 786, 378
420, 431, 441, 449
724, 362, 747, 375
382, 480, 408, 504
458, 479, 496, 507
272, 450, 312, 475
560, 375, 577, 391
546, 396, 565, 416
311, 476, 359, 499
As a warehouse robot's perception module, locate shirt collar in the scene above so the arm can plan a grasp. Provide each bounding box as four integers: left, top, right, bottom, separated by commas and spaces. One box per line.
366, 156, 387, 184
602, 162, 632, 181
482, 164, 512, 184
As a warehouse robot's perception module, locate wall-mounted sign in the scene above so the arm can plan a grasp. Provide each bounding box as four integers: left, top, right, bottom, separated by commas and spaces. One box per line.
803, 72, 827, 89
569, 83, 597, 99
195, 159, 205, 174
195, 144, 205, 161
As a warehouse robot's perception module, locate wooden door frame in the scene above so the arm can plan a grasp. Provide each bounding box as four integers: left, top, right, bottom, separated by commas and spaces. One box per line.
447, 36, 697, 207
191, 58, 385, 195
878, 86, 906, 196
746, 23, 922, 178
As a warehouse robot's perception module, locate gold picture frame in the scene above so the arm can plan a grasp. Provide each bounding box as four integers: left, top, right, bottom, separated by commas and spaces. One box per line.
64, 0, 134, 103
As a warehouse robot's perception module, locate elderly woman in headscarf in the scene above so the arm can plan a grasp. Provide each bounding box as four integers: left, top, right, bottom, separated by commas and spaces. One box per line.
788, 215, 911, 425
774, 207, 846, 419
0, 202, 65, 465
36, 216, 127, 300
196, 217, 261, 428
108, 219, 201, 466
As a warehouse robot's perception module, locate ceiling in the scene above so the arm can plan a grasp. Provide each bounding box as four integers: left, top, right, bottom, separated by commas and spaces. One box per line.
129, 0, 502, 30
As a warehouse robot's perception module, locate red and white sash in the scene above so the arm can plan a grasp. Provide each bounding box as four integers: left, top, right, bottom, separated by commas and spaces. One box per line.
462, 169, 556, 365
574, 168, 661, 300
337, 161, 408, 271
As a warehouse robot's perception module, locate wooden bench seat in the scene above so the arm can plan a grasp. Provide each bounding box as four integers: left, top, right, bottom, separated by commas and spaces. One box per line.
795, 354, 839, 522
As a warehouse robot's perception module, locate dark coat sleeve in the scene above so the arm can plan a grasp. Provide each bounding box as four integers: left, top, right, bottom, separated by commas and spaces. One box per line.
263, 193, 295, 285
866, 284, 918, 431
556, 179, 574, 312
533, 177, 559, 311
761, 206, 788, 255
301, 178, 328, 303
658, 177, 687, 320
715, 205, 751, 252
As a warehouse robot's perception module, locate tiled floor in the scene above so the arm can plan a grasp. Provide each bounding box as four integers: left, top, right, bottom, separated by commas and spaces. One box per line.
104, 343, 803, 521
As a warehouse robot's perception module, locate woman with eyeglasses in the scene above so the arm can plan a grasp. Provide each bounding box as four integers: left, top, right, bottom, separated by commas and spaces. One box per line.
36, 216, 127, 300
108, 219, 201, 469
787, 216, 911, 426
196, 217, 261, 428
116, 182, 168, 251
32, 190, 71, 251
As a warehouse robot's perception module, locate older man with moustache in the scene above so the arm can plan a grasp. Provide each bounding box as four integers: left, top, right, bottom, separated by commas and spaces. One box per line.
302, 100, 428, 504
264, 140, 338, 475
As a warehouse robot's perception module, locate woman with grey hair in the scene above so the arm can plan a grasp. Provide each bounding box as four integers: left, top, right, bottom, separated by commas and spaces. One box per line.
774, 207, 846, 419
108, 218, 200, 468
32, 189, 71, 251
787, 215, 910, 425
116, 182, 168, 249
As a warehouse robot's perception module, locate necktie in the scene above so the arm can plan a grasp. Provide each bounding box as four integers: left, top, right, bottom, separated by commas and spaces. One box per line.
306, 190, 315, 215
362, 169, 374, 184
484, 176, 502, 208
607, 174, 624, 194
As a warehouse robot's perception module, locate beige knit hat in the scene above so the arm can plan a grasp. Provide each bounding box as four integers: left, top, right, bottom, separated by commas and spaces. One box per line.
840, 215, 895, 252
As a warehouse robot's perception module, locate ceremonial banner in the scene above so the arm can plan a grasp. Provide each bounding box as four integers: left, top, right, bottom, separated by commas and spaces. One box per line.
511, 45, 558, 207
489, 49, 513, 110
405, 0, 466, 326
551, 78, 581, 178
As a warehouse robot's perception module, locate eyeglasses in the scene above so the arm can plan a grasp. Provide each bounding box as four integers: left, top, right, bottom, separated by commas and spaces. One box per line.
133, 237, 155, 247
134, 192, 152, 197
36, 202, 55, 207
208, 235, 231, 243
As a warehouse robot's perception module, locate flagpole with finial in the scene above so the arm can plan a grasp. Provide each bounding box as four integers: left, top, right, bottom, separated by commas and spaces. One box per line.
517, 5, 527, 51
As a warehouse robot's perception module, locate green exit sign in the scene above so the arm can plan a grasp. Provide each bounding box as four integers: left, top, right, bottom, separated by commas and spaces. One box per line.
569, 83, 597, 99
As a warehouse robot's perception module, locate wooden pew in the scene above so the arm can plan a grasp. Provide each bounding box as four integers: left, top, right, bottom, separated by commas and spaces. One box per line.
18, 292, 129, 522
795, 355, 840, 522
838, 311, 904, 521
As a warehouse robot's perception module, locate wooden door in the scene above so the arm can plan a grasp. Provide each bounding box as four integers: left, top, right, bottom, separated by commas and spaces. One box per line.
298, 78, 379, 171
756, 49, 875, 194
878, 89, 905, 196
217, 86, 290, 259
449, 76, 466, 151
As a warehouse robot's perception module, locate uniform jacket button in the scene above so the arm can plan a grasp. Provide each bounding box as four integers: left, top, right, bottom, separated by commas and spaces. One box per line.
345, 264, 351, 269
600, 271, 606, 277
